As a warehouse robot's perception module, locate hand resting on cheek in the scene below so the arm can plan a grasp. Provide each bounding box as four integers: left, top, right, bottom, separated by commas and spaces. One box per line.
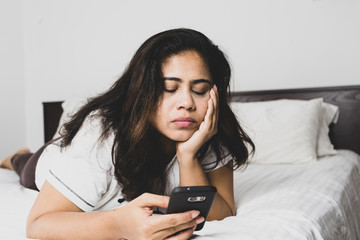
176, 85, 219, 162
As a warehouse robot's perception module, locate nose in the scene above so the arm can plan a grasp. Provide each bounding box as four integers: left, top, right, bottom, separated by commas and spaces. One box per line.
177, 89, 195, 111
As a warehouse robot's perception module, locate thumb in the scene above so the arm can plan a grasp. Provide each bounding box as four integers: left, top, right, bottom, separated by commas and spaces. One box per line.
135, 193, 170, 209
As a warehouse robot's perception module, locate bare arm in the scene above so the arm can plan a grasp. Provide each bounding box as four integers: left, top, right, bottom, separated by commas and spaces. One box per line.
206, 161, 236, 219
27, 181, 204, 240
177, 157, 235, 221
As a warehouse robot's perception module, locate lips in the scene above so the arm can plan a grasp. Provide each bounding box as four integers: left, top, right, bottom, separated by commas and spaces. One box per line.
172, 117, 196, 127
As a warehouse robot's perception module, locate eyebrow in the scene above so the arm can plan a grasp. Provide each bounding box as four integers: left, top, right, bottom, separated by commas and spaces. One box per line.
163, 77, 212, 85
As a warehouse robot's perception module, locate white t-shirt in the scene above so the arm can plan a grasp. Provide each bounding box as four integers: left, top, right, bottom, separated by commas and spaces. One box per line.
36, 114, 233, 212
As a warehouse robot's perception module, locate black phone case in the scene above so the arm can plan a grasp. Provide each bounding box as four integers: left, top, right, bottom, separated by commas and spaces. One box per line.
166, 186, 217, 231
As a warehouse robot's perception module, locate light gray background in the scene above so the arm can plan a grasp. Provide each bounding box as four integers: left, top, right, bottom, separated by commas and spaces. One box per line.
1, 0, 359, 154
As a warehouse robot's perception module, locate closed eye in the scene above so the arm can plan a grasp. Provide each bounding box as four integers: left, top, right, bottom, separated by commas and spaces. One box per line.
192, 90, 208, 95
164, 88, 177, 93
162, 78, 212, 95
192, 83, 211, 96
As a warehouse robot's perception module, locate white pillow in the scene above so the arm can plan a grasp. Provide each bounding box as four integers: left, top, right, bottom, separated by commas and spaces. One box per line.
230, 98, 338, 164
52, 98, 86, 139
318, 101, 339, 157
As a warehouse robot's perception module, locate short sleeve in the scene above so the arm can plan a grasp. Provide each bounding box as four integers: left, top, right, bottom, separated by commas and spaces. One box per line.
201, 146, 233, 172
40, 115, 115, 212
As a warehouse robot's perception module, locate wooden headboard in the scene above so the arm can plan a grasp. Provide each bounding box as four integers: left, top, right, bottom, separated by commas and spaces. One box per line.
43, 101, 63, 143
43, 85, 360, 155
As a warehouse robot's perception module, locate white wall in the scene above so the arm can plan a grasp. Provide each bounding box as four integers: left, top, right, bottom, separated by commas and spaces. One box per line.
0, 0, 25, 156
3, 0, 360, 152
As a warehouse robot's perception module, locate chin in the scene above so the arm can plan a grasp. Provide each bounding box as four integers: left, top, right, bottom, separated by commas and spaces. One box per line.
167, 131, 195, 142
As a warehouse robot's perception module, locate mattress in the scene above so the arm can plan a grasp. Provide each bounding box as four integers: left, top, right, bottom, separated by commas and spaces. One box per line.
0, 150, 359, 240
197, 150, 360, 240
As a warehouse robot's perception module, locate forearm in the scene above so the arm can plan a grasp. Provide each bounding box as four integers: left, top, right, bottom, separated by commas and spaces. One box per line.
207, 194, 234, 221
27, 210, 120, 240
177, 157, 234, 221
178, 156, 210, 187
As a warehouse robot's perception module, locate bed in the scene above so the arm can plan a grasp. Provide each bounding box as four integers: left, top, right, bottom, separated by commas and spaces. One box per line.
1, 85, 359, 240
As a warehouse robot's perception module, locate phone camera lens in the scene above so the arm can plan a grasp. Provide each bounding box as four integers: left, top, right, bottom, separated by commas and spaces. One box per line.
187, 196, 206, 202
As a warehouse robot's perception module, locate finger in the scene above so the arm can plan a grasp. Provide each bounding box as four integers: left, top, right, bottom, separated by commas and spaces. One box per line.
210, 86, 219, 131
164, 226, 196, 240
199, 97, 212, 133
164, 216, 204, 238
213, 84, 219, 104
210, 89, 216, 129
149, 212, 198, 239
135, 193, 170, 209
151, 210, 200, 230
204, 98, 214, 131
207, 89, 216, 131
213, 85, 219, 118
152, 214, 204, 239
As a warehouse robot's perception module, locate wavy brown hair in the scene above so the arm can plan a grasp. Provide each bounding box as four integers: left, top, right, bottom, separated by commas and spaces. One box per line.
60, 28, 255, 201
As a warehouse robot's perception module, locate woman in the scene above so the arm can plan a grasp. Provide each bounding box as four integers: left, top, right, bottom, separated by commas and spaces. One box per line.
0, 28, 254, 240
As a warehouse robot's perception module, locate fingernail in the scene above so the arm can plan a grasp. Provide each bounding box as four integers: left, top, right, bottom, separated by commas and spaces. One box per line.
196, 216, 204, 224
191, 211, 200, 218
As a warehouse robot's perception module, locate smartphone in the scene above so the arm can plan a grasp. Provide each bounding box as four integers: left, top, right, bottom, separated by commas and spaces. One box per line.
166, 186, 217, 231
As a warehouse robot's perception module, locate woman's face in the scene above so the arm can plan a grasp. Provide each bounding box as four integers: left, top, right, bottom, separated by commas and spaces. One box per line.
153, 50, 213, 142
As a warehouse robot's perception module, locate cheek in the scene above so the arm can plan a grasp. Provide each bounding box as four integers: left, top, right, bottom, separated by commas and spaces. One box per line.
197, 99, 209, 118
153, 100, 171, 127
157, 99, 173, 116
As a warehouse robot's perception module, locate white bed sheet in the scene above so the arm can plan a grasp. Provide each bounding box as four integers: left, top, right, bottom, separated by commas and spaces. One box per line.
197, 150, 360, 240
1, 150, 359, 240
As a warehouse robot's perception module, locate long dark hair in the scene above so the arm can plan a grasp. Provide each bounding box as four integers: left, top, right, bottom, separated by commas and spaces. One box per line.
60, 28, 254, 201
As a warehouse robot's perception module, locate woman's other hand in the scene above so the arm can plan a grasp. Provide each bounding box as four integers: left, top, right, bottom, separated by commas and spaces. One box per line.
176, 85, 218, 161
